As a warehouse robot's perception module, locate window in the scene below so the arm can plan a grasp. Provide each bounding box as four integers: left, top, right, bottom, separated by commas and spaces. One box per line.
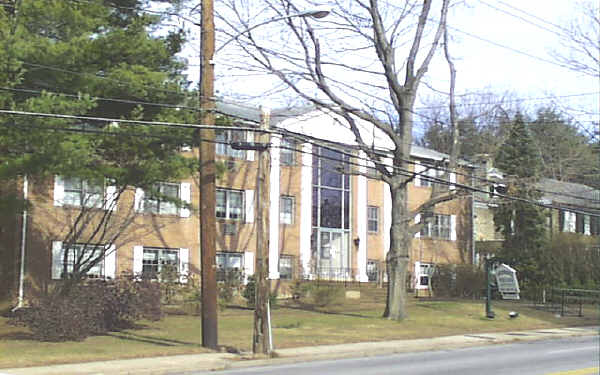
279, 255, 294, 280
216, 129, 246, 158
367, 260, 379, 282
414, 163, 455, 189
420, 214, 452, 240
561, 211, 577, 233
144, 182, 179, 215
135, 182, 190, 217
280, 196, 295, 224
216, 252, 243, 282
52, 243, 108, 279
216, 189, 244, 220
368, 206, 379, 233
280, 138, 296, 165
142, 247, 179, 278
63, 177, 103, 208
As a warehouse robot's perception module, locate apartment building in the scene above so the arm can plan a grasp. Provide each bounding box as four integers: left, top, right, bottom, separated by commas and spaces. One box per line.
7, 103, 473, 299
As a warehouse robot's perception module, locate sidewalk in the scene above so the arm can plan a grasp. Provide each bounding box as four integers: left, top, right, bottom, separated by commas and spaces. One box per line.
2, 326, 598, 375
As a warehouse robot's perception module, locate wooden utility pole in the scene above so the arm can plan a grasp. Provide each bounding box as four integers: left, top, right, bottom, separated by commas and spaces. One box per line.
253, 107, 271, 355
199, 0, 218, 350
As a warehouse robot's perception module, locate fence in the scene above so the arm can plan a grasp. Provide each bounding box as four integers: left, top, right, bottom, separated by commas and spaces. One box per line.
533, 288, 600, 317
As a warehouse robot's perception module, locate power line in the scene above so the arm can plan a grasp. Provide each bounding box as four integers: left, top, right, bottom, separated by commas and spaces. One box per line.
477, 0, 564, 38
0, 86, 201, 113
444, 24, 570, 70
3, 108, 599, 216
20, 60, 187, 97
495, 0, 571, 35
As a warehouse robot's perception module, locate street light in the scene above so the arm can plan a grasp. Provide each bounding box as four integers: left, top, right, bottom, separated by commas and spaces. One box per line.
215, 8, 331, 54
198, 2, 329, 353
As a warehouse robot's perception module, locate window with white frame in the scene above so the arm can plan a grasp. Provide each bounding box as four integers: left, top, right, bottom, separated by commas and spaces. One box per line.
142, 247, 179, 278
420, 214, 452, 240
63, 177, 104, 208
51, 242, 111, 279
216, 188, 244, 220
216, 129, 246, 158
368, 206, 379, 233
280, 195, 295, 224
216, 252, 243, 282
144, 182, 179, 215
135, 182, 190, 217
279, 255, 294, 280
414, 163, 455, 189
280, 138, 296, 165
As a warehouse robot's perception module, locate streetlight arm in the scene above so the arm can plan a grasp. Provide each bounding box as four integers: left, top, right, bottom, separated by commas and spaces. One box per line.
215, 8, 330, 55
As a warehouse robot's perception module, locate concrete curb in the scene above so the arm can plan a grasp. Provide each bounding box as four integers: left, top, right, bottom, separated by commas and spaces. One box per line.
2, 327, 598, 375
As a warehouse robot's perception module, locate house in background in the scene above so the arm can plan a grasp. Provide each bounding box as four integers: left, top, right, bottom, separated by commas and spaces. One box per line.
472, 154, 600, 263
6, 102, 475, 302
537, 178, 600, 238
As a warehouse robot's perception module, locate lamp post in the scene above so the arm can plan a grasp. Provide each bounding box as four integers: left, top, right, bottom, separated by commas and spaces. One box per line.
197, 2, 329, 352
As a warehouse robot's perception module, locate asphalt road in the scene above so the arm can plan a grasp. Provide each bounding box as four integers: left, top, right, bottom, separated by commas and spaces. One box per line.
188, 336, 599, 375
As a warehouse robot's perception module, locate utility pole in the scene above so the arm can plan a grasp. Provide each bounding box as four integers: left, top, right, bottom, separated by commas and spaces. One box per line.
199, 0, 218, 350
253, 107, 272, 355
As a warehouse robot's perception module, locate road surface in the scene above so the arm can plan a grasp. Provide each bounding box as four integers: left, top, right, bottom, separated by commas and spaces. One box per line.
186, 336, 599, 375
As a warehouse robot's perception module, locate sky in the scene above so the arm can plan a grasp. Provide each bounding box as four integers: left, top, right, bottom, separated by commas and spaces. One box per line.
429, 0, 598, 112
183, 0, 599, 136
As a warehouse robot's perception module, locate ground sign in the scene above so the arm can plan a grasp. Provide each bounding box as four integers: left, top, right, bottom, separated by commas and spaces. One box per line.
495, 264, 520, 300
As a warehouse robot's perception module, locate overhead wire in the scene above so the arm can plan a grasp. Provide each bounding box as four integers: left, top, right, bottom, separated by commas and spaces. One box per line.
2, 108, 599, 216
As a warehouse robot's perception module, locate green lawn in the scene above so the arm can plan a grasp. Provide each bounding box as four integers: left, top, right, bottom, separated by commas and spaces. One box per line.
0, 296, 597, 369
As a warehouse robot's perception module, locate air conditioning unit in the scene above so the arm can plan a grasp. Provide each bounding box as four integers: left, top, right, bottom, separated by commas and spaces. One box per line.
223, 223, 236, 235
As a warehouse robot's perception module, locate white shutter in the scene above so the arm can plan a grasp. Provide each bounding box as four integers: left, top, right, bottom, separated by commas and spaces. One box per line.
450, 215, 457, 241
133, 246, 144, 276
51, 241, 63, 279
246, 131, 255, 161
53, 176, 65, 207
414, 214, 421, 238
134, 188, 145, 212
104, 245, 117, 279
104, 184, 118, 211
180, 182, 191, 218
243, 251, 254, 284
179, 248, 189, 283
245, 189, 255, 223
414, 163, 425, 187
449, 172, 457, 190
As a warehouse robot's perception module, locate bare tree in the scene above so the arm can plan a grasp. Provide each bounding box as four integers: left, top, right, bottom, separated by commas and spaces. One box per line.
552, 0, 599, 78
216, 0, 463, 320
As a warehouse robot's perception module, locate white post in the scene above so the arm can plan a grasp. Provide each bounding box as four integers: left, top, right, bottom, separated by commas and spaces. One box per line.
14, 175, 28, 311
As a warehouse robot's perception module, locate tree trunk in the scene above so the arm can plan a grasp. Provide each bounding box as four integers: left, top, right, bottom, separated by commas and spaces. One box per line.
383, 179, 411, 320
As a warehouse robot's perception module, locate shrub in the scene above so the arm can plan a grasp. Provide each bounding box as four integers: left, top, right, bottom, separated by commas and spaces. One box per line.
242, 276, 256, 307
10, 278, 162, 342
310, 284, 344, 307
431, 264, 485, 299
290, 281, 312, 300
218, 270, 243, 310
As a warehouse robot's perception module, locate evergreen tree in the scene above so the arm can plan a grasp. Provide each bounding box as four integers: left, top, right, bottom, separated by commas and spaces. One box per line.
0, 0, 197, 284
494, 113, 550, 296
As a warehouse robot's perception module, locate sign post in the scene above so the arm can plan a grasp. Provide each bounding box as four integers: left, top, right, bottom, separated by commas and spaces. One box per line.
485, 260, 520, 319
485, 258, 495, 319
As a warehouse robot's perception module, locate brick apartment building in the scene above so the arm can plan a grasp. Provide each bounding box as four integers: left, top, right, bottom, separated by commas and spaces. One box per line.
5, 103, 474, 300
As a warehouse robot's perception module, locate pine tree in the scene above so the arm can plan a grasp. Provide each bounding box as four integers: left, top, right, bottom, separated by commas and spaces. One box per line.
494, 113, 550, 296
0, 0, 197, 285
